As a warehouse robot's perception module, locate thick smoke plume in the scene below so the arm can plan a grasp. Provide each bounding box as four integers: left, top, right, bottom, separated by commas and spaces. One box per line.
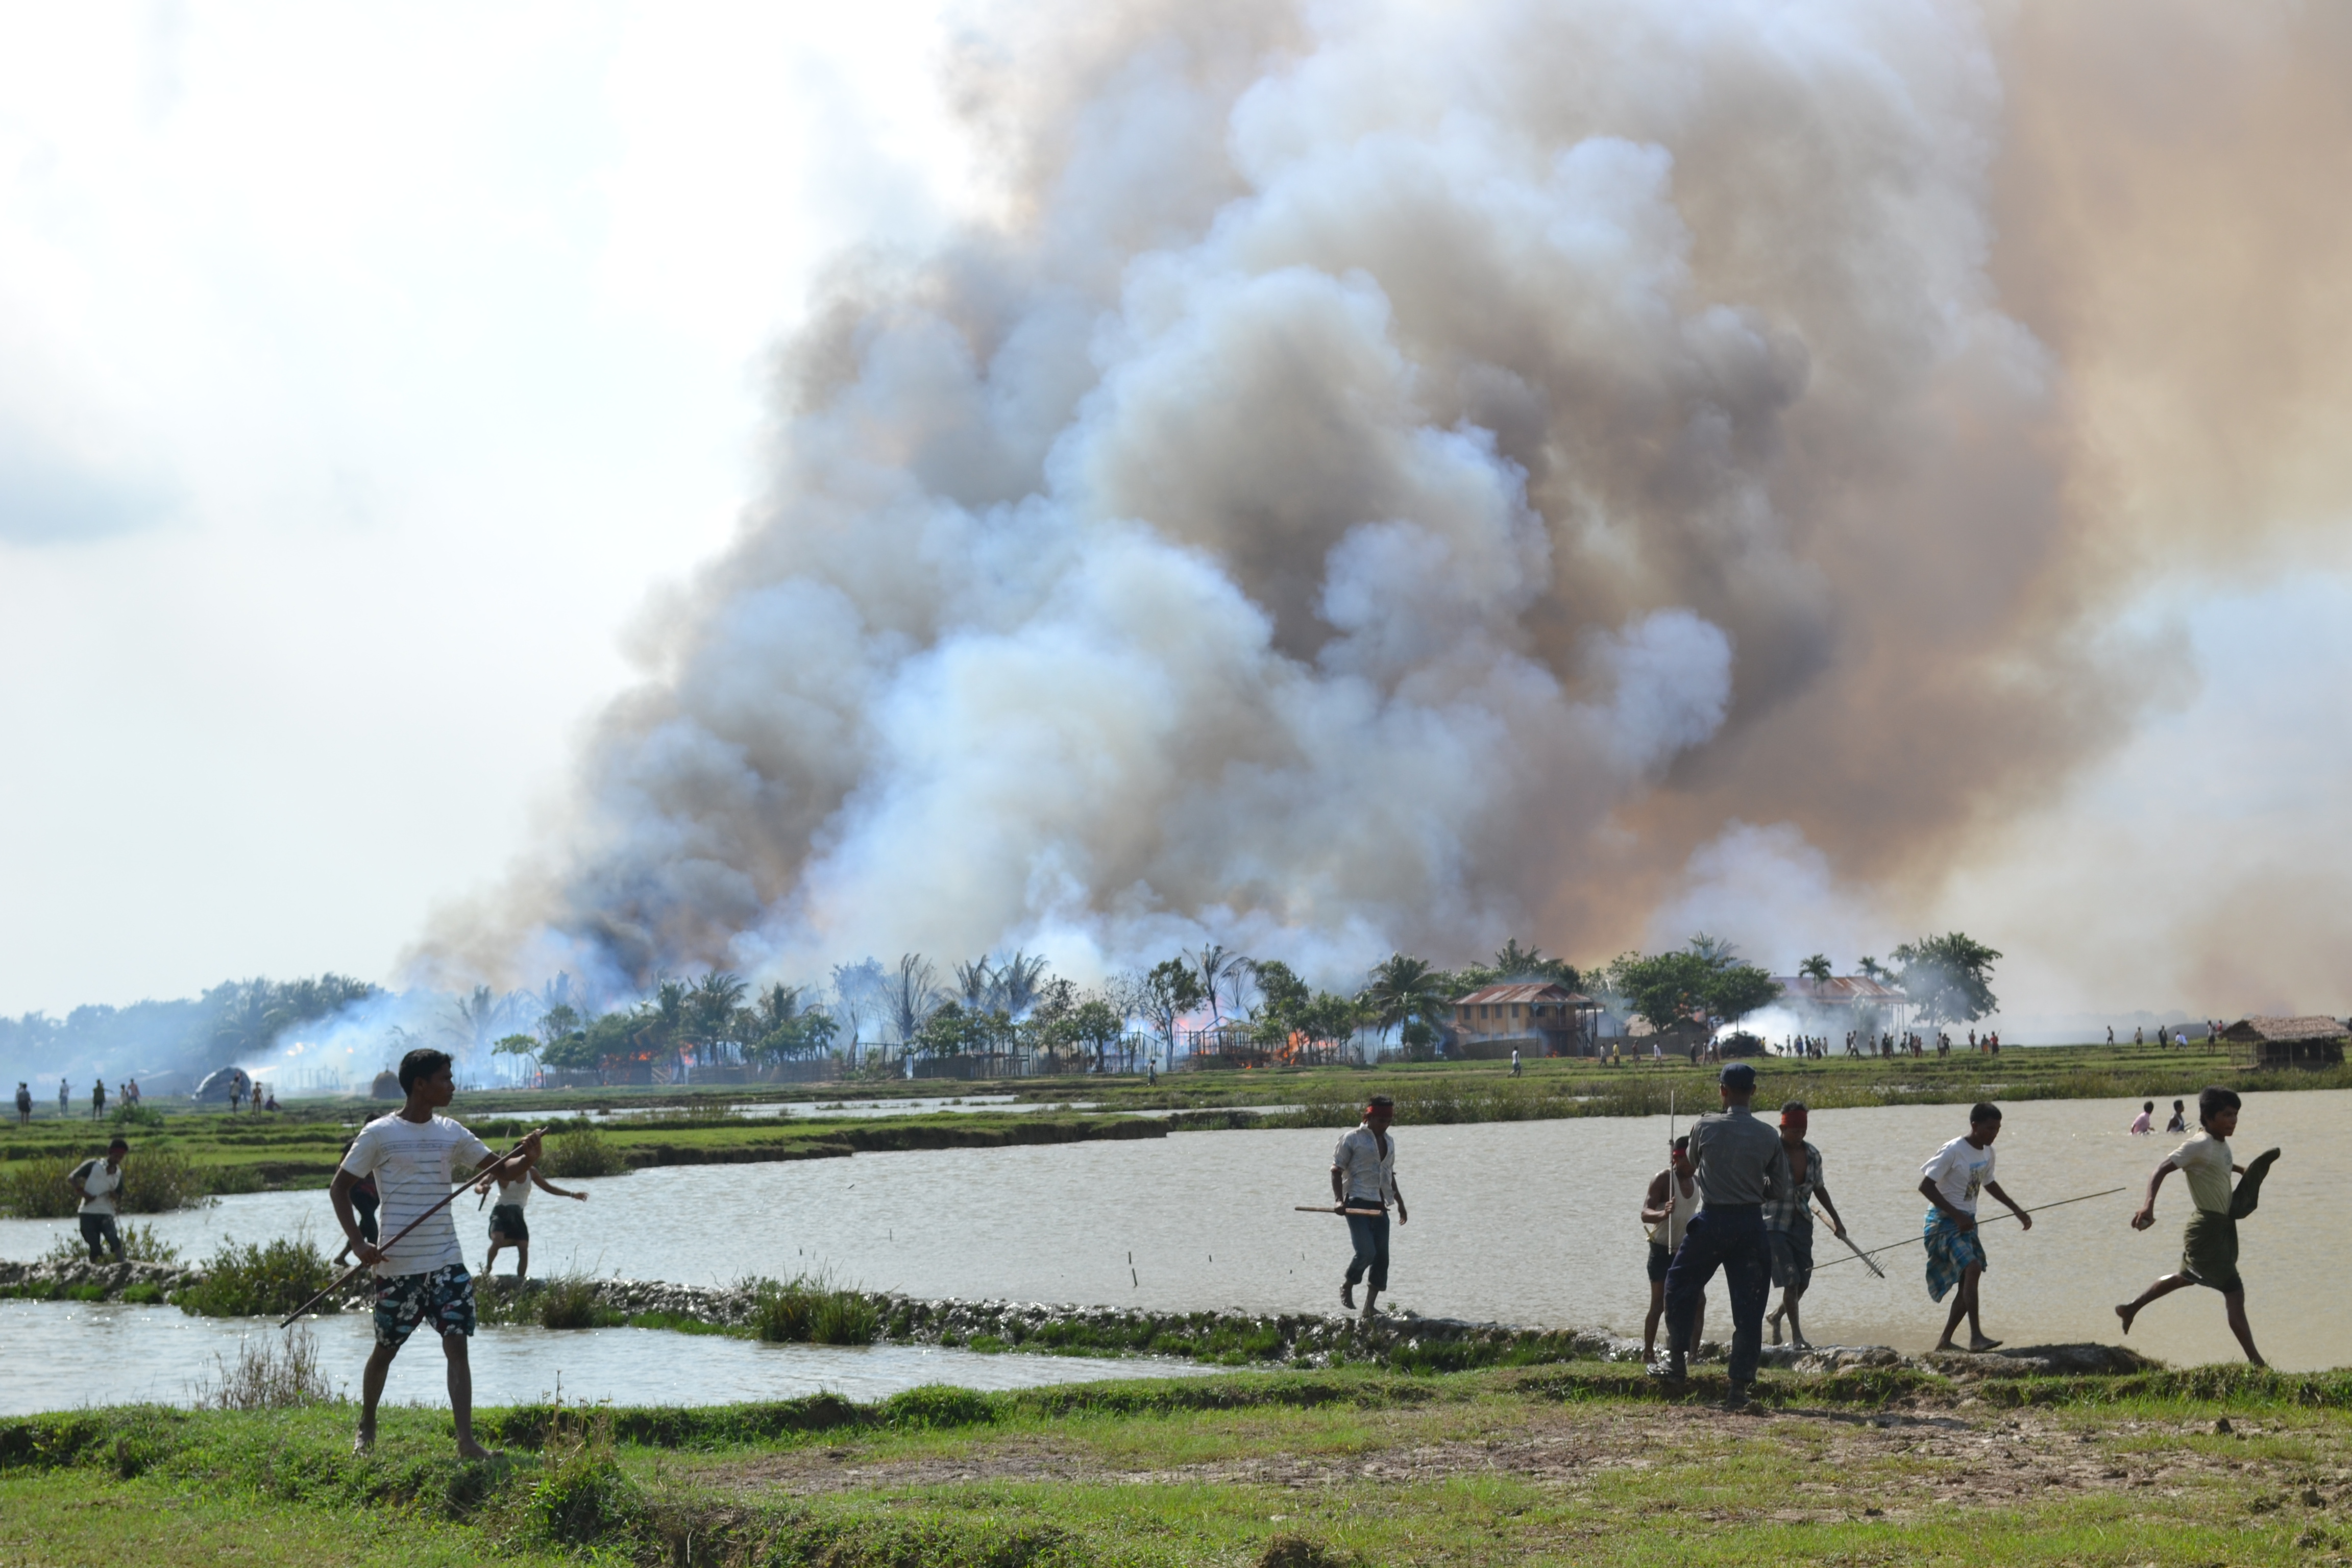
416, 0, 2352, 997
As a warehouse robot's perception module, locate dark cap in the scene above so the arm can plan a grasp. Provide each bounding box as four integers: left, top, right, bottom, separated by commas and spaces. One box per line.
1718, 1062, 1756, 1090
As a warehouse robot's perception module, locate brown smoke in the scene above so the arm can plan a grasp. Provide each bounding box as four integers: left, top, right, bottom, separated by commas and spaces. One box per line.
412, 0, 2352, 1001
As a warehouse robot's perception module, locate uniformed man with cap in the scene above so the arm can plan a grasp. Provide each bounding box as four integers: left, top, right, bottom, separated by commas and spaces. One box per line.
1657, 1060, 1791, 1410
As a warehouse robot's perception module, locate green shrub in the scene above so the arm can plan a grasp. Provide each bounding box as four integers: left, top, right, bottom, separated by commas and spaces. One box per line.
524, 1404, 638, 1546
882, 1384, 999, 1429
120, 1282, 163, 1305
811, 1289, 879, 1345
0, 1158, 78, 1218
108, 1104, 166, 1129
178, 1235, 335, 1318
536, 1274, 612, 1330
541, 1126, 627, 1179
749, 1277, 818, 1342
746, 1273, 877, 1345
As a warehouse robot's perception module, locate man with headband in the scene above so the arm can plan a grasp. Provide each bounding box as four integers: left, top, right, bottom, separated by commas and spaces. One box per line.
1763, 1101, 1848, 1351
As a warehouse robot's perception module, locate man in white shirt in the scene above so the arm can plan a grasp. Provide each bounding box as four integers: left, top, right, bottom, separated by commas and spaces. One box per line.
2116, 1085, 2281, 1365
67, 1136, 131, 1261
1918, 1103, 2032, 1352
332, 1048, 541, 1457
1329, 1094, 1408, 1322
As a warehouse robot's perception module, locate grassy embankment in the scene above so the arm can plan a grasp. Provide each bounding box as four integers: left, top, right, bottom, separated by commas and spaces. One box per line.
10, 1362, 2352, 1566
5, 1043, 2338, 1215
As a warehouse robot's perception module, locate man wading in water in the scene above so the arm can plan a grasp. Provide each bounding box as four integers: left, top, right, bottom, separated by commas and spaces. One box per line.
332, 1048, 541, 1457
2116, 1086, 2281, 1365
1764, 1101, 1848, 1351
1657, 1063, 1788, 1411
1331, 1094, 1408, 1322
1920, 1103, 2031, 1352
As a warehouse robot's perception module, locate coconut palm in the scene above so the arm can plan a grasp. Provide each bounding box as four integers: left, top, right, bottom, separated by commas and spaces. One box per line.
1361, 954, 1452, 1045
1799, 953, 1834, 983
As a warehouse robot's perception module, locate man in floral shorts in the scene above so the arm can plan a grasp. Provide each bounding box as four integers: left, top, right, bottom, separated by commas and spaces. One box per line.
332, 1047, 540, 1457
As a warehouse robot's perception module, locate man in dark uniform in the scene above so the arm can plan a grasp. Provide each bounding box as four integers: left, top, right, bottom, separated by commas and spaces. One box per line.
1657, 1061, 1790, 1411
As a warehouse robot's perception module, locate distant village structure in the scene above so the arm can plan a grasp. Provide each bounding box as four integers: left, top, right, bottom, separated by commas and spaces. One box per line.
1449, 983, 1600, 1058
2219, 1015, 2347, 1069
1768, 974, 1910, 1036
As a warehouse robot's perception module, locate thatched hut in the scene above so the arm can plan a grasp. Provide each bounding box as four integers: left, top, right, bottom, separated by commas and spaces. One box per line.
2218, 1015, 2347, 1069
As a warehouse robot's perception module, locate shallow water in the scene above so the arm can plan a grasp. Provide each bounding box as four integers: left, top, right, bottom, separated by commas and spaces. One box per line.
6, 1088, 2342, 1370
0, 1300, 1216, 1417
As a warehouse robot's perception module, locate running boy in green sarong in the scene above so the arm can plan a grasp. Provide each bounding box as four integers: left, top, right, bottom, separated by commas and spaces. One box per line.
2117, 1085, 2280, 1365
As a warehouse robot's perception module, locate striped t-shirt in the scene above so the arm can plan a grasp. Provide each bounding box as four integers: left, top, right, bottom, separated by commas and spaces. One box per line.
340, 1113, 492, 1276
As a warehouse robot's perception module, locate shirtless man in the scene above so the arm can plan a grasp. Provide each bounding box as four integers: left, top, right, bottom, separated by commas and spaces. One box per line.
1639, 1136, 1705, 1365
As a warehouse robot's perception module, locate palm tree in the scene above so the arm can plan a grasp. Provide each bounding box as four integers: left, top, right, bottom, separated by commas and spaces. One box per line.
688, 972, 749, 1065
1799, 953, 1834, 983
211, 981, 287, 1061
1857, 955, 1885, 982
1361, 954, 1452, 1045
1194, 945, 1243, 1028
954, 958, 994, 1012
888, 954, 941, 1047
1493, 938, 1545, 977
993, 951, 1049, 1016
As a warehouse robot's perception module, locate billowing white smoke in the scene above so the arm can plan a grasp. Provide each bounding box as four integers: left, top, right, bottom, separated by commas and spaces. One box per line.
423, 0, 2060, 993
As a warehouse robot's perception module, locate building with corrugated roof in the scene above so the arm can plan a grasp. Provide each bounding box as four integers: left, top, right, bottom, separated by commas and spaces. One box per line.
1450, 983, 1599, 1058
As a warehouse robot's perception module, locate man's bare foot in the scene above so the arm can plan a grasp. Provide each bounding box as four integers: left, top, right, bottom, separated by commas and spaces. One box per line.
1791, 1331, 1813, 1351
1932, 1339, 1957, 1352
1968, 1335, 2003, 1352
2116, 1302, 2139, 1335
1339, 1282, 1355, 1310
352, 1429, 375, 1455
1766, 1311, 1783, 1345
455, 1440, 494, 1461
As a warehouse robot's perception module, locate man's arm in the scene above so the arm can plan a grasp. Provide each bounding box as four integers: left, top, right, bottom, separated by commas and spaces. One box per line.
1331, 1162, 1346, 1206
1983, 1179, 2031, 1230
1811, 1172, 1846, 1238
468, 1128, 543, 1184
2129, 1160, 2178, 1230
330, 1168, 382, 1267
1640, 1169, 1672, 1226
1917, 1175, 1974, 1231
1391, 1178, 1407, 1226
530, 1169, 588, 1202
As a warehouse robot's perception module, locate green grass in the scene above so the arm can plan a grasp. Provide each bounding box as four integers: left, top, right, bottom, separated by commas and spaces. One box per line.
8, 1365, 2352, 1565
175, 1234, 336, 1318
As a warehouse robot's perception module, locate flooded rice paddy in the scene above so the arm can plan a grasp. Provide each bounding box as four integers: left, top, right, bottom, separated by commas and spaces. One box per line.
5, 1087, 2345, 1384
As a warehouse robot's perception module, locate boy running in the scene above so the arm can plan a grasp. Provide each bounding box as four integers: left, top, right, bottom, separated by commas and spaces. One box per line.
331, 1048, 540, 1457
478, 1149, 589, 1281
2116, 1086, 2280, 1365
1919, 1103, 2031, 1352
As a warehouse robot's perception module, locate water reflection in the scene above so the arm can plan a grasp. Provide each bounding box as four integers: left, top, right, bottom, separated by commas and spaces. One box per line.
0, 1301, 1217, 1417
6, 1088, 2343, 1370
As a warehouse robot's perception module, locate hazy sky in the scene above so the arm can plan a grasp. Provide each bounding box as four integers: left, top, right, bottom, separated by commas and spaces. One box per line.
3, 2, 2346, 1026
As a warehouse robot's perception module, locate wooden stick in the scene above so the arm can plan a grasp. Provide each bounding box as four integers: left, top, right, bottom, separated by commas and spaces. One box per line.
1811, 1187, 2127, 1271
279, 1126, 547, 1327
1296, 1205, 1388, 1216
1821, 1210, 1887, 1279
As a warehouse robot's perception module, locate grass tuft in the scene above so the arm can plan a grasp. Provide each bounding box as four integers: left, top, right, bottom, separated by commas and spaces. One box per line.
747, 1272, 878, 1345
192, 1325, 337, 1410
177, 1234, 335, 1318
539, 1125, 627, 1178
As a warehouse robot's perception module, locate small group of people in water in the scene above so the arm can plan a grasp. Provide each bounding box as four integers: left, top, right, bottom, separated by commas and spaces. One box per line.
1322, 1065, 2280, 1413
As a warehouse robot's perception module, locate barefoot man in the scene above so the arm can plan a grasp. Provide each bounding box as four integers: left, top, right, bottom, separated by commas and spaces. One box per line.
332, 1047, 541, 1457
1920, 1103, 2030, 1352
1765, 1101, 1848, 1351
2116, 1086, 2281, 1365
1331, 1094, 1407, 1322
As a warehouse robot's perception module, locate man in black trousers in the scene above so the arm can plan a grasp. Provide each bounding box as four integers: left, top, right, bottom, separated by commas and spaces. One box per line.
1657, 1061, 1790, 1411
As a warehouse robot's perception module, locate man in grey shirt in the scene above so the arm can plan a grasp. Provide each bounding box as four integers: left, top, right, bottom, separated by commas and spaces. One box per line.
1658, 1062, 1790, 1409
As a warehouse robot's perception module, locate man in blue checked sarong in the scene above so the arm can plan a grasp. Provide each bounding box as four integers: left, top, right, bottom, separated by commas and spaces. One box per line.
1918, 1102, 2032, 1352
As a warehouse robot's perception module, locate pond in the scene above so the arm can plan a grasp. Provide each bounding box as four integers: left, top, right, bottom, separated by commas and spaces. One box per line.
5, 1087, 2342, 1371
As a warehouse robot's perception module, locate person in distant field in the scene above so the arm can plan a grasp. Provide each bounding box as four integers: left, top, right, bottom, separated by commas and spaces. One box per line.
1146, 1057, 1157, 1086
2117, 1086, 2280, 1365
58, 1079, 69, 1116
2134, 1026, 2144, 1046
1330, 1094, 1407, 1322
126, 1078, 140, 1107
1510, 1047, 1523, 1077
332, 1047, 542, 1458
14, 1082, 31, 1125
478, 1148, 589, 1282
91, 1081, 106, 1119
68, 1137, 131, 1262
1920, 1104, 2031, 1352
229, 1080, 243, 1113
2128, 1101, 2154, 1136
1658, 1063, 1789, 1411
1765, 1101, 1848, 1351
2165, 1099, 2188, 1134
2174, 1028, 2189, 1049
1640, 1135, 1706, 1364
263, 1089, 280, 1112
2107, 1025, 2116, 1045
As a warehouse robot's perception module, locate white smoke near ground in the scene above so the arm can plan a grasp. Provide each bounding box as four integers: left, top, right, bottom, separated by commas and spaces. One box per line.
412, 0, 2345, 1000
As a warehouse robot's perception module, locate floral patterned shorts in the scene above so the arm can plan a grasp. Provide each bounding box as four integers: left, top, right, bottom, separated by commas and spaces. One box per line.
371, 1263, 476, 1347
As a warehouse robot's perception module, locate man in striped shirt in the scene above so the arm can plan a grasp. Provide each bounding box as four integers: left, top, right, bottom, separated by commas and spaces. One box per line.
333, 1047, 541, 1457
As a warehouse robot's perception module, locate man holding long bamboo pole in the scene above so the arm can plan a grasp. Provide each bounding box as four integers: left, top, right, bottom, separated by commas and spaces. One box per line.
332, 1047, 542, 1457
